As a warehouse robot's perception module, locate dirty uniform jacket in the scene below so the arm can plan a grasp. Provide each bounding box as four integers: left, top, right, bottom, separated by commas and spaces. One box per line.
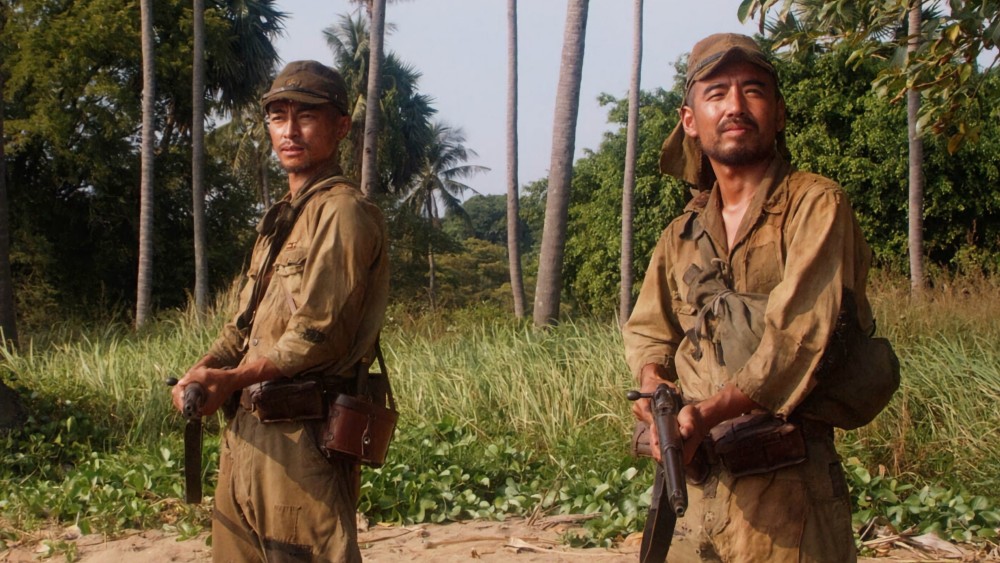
623, 154, 873, 417
209, 171, 390, 380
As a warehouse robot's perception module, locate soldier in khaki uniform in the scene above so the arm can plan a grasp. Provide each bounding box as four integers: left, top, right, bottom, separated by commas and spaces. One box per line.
172, 61, 389, 562
624, 34, 871, 561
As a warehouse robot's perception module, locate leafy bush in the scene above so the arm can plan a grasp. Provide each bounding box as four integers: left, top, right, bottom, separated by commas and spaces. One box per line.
846, 457, 1000, 543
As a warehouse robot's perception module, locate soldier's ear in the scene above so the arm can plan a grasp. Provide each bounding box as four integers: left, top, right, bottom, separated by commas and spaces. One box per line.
680, 105, 698, 139
333, 114, 352, 141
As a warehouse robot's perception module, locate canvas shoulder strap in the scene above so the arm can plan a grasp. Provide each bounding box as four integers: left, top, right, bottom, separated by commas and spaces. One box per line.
236, 175, 354, 335
355, 338, 396, 409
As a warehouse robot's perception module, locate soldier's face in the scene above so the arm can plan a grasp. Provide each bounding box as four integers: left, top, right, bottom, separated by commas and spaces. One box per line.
267, 101, 351, 176
681, 61, 785, 168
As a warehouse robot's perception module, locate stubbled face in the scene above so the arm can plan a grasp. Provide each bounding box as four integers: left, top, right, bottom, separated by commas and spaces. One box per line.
266, 100, 351, 177
681, 60, 786, 169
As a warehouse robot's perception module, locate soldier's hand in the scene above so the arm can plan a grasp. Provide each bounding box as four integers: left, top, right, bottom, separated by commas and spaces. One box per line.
172, 355, 234, 417
677, 403, 708, 464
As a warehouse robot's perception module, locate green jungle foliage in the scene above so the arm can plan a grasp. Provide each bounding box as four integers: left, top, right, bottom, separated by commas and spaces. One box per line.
779, 48, 1000, 274
1, 3, 451, 332
1, 0, 285, 327
1, 276, 999, 552
4, 1, 1000, 328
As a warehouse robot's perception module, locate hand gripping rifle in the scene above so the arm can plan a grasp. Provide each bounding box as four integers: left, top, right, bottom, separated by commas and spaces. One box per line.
627, 383, 686, 563
165, 378, 206, 504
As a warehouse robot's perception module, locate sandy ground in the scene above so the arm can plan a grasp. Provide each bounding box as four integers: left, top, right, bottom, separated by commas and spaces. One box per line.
1, 516, 996, 562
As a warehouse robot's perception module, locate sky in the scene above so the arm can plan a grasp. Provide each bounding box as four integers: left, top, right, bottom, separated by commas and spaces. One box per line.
273, 1, 757, 196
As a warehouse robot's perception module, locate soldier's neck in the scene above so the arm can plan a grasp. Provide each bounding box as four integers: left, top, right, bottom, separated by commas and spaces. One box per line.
712, 159, 770, 251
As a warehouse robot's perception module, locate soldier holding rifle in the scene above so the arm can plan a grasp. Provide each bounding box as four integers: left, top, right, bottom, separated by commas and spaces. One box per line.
624, 33, 887, 562
171, 61, 389, 563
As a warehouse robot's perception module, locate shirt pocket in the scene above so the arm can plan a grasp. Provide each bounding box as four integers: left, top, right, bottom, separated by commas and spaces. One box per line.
274, 248, 308, 313
743, 226, 784, 292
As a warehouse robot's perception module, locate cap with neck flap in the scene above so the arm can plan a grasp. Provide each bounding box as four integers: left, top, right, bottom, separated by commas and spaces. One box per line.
659, 33, 787, 191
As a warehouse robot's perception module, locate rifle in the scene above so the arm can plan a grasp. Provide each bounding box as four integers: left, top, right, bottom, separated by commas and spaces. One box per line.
627, 383, 687, 562
165, 378, 206, 504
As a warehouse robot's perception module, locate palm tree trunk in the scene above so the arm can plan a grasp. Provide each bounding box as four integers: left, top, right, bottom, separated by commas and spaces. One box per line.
533, 0, 589, 328
191, 0, 208, 313
360, 0, 386, 196
426, 195, 437, 311
907, 1, 926, 295
427, 243, 437, 312
620, 0, 642, 326
506, 0, 526, 319
0, 45, 18, 348
0, 56, 21, 422
136, 0, 156, 328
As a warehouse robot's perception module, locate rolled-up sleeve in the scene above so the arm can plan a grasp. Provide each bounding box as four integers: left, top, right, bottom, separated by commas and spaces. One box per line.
265, 193, 385, 377
623, 228, 684, 380
734, 185, 863, 417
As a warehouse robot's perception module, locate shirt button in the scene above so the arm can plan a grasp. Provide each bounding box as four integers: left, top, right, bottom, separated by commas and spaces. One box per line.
252, 338, 259, 346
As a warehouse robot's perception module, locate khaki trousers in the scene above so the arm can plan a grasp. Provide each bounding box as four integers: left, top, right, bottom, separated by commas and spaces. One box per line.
212, 408, 362, 563
669, 432, 856, 563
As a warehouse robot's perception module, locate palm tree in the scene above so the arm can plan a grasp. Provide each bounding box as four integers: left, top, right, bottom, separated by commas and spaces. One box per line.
533, 0, 589, 328
404, 122, 488, 310
192, 0, 208, 313
210, 0, 285, 113
136, 0, 155, 329
0, 30, 21, 424
620, 0, 642, 325
754, 0, 933, 295
361, 0, 386, 197
0, 23, 17, 348
325, 14, 371, 177
191, 0, 283, 313
907, 0, 926, 295
348, 0, 419, 196
325, 13, 435, 195
506, 0, 526, 318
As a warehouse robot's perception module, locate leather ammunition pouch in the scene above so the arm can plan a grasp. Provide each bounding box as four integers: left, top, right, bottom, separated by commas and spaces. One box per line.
319, 345, 397, 468
242, 378, 329, 422
709, 412, 806, 478
239, 355, 398, 468
320, 391, 397, 468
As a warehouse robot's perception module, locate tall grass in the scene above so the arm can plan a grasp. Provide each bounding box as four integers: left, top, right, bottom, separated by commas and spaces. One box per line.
0, 287, 233, 447
2, 271, 999, 495
384, 311, 632, 462
851, 273, 1000, 491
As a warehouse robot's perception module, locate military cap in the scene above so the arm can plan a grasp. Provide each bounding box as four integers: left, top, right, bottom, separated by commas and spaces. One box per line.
261, 60, 349, 115
661, 34, 786, 190
684, 33, 778, 95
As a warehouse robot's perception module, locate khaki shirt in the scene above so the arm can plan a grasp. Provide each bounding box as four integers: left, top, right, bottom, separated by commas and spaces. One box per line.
623, 155, 874, 418
210, 174, 390, 379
